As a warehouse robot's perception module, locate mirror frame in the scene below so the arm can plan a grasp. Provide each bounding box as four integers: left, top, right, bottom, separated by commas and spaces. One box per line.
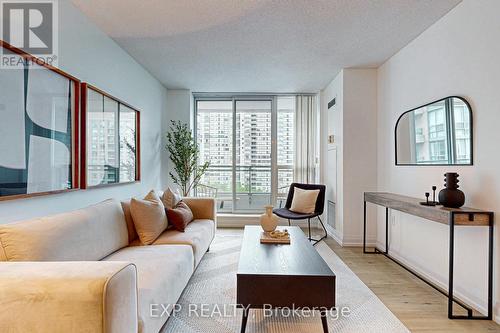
394, 96, 473, 166
81, 83, 141, 189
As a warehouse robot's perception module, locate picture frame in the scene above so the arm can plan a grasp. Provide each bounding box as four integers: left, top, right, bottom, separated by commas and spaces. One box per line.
0, 40, 80, 201
80, 83, 140, 188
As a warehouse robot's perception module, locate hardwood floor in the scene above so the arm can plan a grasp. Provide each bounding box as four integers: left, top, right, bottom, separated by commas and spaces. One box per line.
321, 235, 500, 332
219, 227, 499, 332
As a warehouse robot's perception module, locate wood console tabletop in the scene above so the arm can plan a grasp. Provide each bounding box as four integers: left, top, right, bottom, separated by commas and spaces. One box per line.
364, 192, 493, 226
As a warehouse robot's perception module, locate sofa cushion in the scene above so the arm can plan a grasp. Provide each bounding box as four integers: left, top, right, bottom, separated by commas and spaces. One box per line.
182, 197, 217, 221
130, 190, 168, 245
104, 244, 194, 333
0, 261, 137, 333
0, 199, 129, 261
131, 219, 215, 268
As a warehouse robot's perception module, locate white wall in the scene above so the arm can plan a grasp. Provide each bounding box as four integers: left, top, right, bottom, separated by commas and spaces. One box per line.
321, 71, 344, 241
377, 0, 500, 320
162, 89, 193, 189
0, 0, 167, 223
343, 69, 378, 244
320, 69, 378, 245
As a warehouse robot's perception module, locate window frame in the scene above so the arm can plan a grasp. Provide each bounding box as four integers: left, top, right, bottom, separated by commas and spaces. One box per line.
81, 83, 141, 189
194, 95, 296, 213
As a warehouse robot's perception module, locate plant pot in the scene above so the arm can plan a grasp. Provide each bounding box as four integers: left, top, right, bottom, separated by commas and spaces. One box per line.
438, 173, 465, 208
260, 205, 278, 232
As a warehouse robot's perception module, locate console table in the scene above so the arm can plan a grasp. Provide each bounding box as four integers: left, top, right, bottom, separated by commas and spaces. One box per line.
363, 192, 493, 320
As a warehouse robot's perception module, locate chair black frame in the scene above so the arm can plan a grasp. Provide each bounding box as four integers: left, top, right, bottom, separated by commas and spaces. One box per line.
273, 183, 327, 245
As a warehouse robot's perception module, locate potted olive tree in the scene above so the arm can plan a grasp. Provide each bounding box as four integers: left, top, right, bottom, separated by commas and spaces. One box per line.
165, 120, 210, 196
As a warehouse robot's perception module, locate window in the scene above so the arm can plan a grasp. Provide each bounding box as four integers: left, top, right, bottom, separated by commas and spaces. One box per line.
453, 100, 471, 163
235, 100, 272, 211
427, 103, 449, 163
87, 91, 120, 185
412, 98, 469, 164
428, 104, 447, 141
429, 141, 446, 161
277, 97, 295, 200
196, 101, 233, 199
84, 85, 140, 187
195, 96, 296, 213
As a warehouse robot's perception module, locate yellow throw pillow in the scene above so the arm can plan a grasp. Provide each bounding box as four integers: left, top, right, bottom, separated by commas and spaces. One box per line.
130, 190, 168, 245
289, 188, 320, 214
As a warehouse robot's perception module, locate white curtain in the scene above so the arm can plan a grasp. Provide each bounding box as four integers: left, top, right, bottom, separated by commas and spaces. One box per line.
294, 95, 319, 184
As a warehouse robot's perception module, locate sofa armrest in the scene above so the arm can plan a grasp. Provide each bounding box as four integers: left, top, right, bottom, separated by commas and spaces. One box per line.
183, 197, 217, 222
0, 261, 137, 333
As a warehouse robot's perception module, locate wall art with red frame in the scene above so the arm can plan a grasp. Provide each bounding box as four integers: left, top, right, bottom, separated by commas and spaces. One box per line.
81, 83, 140, 188
0, 41, 80, 201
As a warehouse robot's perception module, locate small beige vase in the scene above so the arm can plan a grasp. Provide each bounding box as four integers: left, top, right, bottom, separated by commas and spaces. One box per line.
260, 205, 278, 232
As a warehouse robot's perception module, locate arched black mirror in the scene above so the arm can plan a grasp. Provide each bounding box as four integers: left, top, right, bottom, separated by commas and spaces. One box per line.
395, 96, 473, 165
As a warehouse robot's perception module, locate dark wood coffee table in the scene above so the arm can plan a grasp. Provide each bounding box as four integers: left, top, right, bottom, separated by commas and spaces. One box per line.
237, 226, 335, 333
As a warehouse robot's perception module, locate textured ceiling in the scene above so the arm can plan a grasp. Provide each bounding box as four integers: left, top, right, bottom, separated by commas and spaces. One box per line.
71, 0, 460, 92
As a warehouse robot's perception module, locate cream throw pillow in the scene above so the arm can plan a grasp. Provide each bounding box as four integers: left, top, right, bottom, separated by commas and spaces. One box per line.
130, 190, 168, 245
290, 188, 320, 214
161, 187, 182, 209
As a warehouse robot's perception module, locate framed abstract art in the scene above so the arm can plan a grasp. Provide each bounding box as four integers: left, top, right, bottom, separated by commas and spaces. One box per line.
0, 41, 80, 200
81, 84, 140, 188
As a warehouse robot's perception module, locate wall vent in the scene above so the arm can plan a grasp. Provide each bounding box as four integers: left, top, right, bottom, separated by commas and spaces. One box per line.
328, 98, 336, 109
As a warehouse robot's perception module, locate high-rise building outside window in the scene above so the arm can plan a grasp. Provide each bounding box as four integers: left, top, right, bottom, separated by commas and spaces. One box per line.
412, 98, 470, 164
195, 96, 296, 213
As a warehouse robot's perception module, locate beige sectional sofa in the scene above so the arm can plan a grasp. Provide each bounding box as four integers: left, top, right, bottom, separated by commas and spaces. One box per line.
0, 196, 216, 333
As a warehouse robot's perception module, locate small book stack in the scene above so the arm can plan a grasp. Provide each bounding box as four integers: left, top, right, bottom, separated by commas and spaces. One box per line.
260, 230, 291, 244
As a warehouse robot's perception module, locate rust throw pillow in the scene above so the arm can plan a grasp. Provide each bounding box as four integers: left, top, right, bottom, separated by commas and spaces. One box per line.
166, 201, 194, 232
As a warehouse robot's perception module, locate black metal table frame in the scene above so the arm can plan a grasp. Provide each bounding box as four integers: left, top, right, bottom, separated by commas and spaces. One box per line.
363, 200, 494, 320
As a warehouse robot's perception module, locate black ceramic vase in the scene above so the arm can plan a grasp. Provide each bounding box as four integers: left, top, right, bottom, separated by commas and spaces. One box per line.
438, 173, 465, 208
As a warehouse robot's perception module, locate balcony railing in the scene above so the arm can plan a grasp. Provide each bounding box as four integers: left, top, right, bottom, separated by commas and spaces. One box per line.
196, 164, 293, 212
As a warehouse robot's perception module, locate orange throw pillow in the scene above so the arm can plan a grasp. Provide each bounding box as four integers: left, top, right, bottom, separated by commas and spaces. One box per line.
166, 202, 194, 232
130, 190, 168, 244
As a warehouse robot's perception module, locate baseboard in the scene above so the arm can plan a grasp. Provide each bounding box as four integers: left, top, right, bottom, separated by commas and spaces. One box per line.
335, 237, 492, 319
325, 224, 343, 246
217, 214, 310, 228
374, 241, 489, 317
341, 235, 377, 247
